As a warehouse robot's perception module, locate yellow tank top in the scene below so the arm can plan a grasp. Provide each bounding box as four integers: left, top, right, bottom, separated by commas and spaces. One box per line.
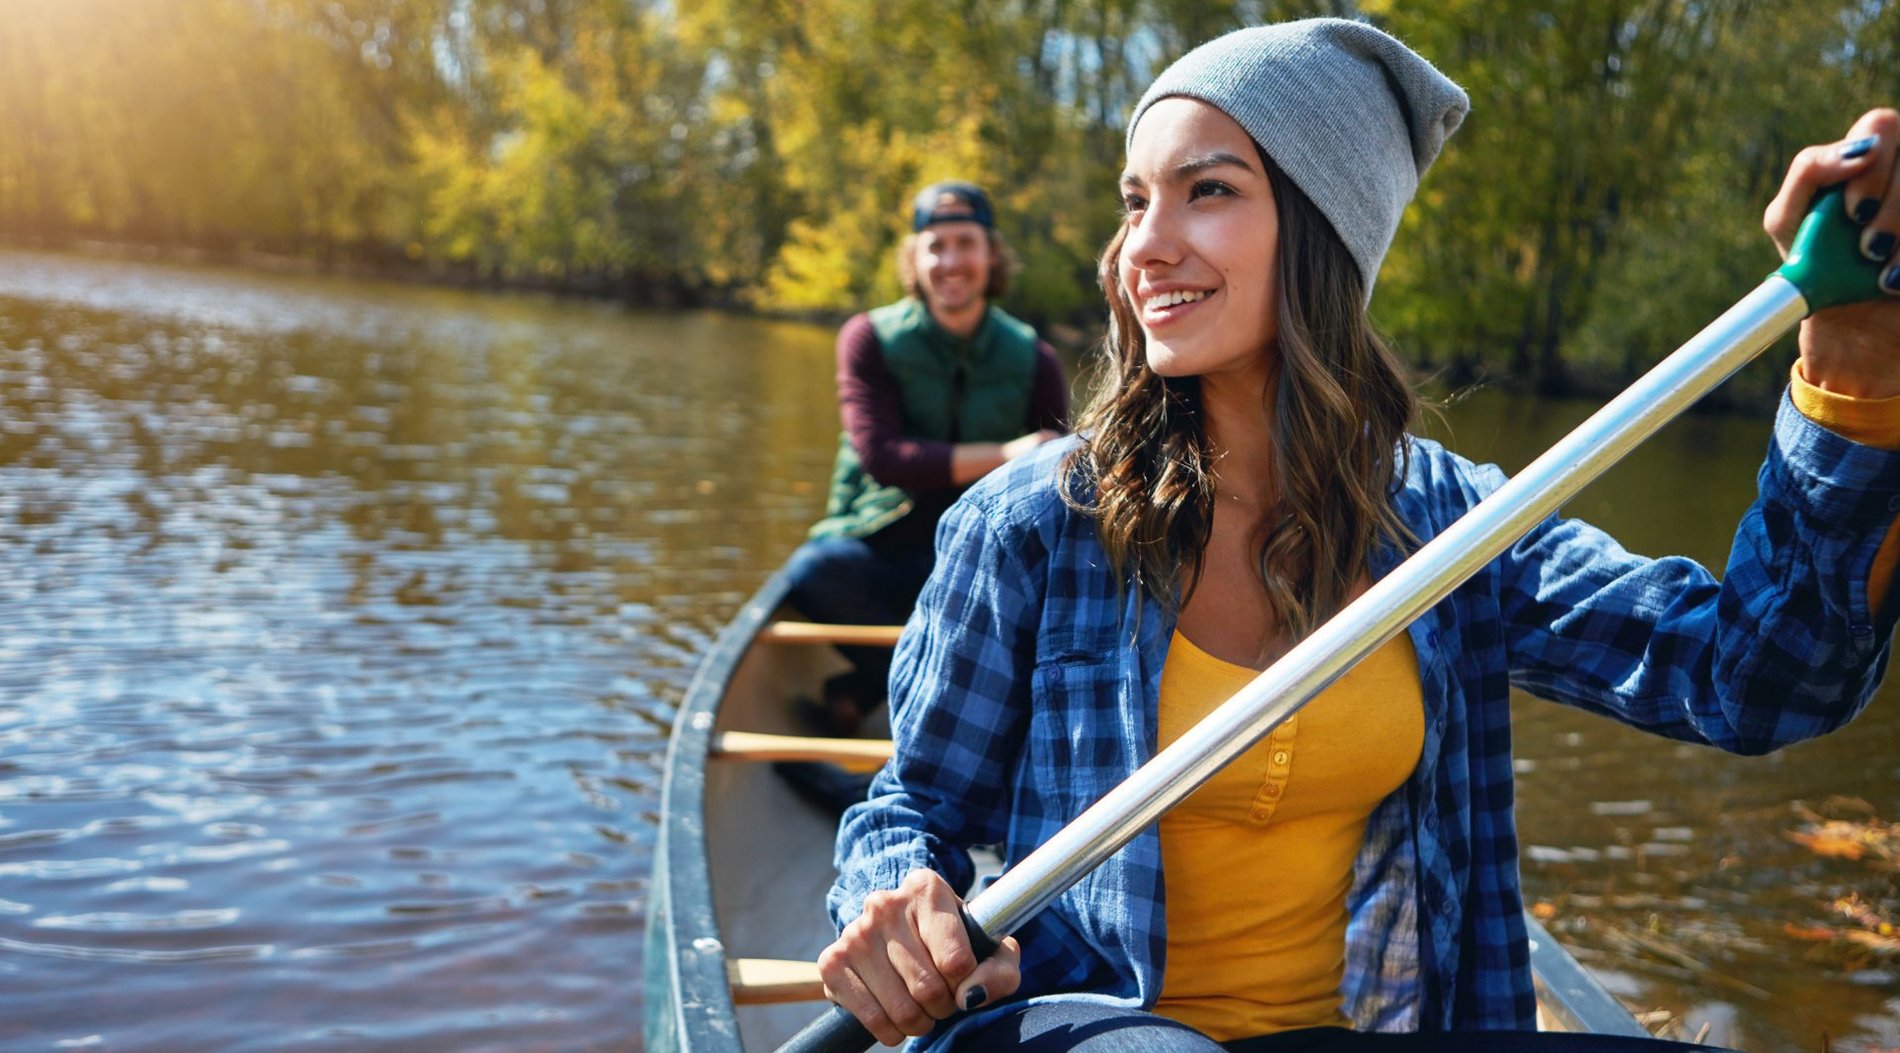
1153, 630, 1424, 1041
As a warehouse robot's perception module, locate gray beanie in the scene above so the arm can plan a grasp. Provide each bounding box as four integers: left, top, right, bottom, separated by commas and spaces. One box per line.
1126, 19, 1468, 300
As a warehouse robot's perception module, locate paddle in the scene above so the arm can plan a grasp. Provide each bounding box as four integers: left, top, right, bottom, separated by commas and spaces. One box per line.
775, 187, 1886, 1053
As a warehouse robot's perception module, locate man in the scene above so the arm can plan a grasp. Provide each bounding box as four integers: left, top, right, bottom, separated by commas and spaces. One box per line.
784, 180, 1069, 746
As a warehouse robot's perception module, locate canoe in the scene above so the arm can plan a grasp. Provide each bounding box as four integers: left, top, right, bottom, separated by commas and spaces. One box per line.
644, 566, 1652, 1051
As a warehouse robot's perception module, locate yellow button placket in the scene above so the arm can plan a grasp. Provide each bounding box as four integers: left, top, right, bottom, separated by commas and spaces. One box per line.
1248, 716, 1297, 824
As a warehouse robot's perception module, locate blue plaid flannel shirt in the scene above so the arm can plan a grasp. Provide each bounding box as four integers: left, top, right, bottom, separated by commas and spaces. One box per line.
830, 394, 1900, 1047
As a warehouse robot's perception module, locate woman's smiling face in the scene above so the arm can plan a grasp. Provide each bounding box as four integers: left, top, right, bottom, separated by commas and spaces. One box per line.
1118, 97, 1281, 390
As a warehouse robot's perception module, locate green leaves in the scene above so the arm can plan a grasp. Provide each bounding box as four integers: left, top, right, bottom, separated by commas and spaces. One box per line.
2, 0, 1891, 400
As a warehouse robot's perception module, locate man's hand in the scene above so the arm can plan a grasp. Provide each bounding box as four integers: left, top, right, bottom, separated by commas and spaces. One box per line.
1001, 429, 1061, 462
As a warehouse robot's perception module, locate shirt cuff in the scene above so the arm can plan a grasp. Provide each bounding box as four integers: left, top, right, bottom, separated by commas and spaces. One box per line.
1790, 361, 1900, 450
1771, 391, 1900, 533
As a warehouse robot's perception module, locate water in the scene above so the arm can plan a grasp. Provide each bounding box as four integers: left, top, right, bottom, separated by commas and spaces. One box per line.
0, 250, 835, 1051
0, 249, 1894, 1050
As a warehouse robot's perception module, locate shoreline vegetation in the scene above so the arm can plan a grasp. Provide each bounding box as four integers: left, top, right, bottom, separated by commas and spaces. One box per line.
3, 1, 1893, 410
0, 228, 1106, 357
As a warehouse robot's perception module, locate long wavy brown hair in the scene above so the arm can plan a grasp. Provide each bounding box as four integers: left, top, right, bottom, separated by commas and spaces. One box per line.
1060, 154, 1417, 643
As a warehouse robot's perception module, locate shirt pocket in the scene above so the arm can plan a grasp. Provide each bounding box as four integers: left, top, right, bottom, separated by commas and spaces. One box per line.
1028, 647, 1130, 816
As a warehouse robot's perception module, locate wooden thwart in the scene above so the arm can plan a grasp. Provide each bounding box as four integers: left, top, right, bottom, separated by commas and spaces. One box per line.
757, 622, 904, 647
709, 731, 894, 773
728, 957, 826, 1005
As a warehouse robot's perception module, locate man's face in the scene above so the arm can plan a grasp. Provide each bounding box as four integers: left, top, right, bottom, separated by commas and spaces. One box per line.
913, 218, 992, 315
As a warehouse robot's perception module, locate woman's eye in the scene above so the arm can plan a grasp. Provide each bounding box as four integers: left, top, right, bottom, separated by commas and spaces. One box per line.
1190, 180, 1233, 200
1120, 194, 1147, 215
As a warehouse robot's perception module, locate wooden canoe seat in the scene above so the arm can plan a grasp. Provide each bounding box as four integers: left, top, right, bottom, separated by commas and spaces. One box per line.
758, 621, 904, 647
709, 730, 894, 773
727, 957, 826, 1005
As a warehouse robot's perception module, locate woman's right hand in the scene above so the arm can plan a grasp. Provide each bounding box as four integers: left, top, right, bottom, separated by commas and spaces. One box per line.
817, 868, 1023, 1047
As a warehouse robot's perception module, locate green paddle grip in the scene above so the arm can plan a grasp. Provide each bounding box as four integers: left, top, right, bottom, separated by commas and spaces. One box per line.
1775, 186, 1888, 313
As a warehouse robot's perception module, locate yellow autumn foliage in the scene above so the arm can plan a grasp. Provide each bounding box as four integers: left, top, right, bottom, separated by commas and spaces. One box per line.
0, 0, 1892, 395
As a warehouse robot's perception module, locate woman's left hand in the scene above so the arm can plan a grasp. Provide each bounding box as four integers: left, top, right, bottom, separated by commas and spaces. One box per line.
1765, 108, 1900, 399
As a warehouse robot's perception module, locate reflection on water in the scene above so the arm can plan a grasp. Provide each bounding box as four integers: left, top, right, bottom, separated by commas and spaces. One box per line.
0, 249, 1895, 1050
0, 250, 834, 1051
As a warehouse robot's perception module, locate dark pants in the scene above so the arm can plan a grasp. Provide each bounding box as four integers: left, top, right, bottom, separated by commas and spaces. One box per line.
782, 534, 935, 710
951, 1003, 1728, 1053
775, 535, 935, 814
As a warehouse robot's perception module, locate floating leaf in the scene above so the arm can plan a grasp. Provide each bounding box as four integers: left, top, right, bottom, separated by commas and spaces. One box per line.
1788, 827, 1869, 860
1782, 923, 1838, 943
1786, 809, 1898, 864
1840, 929, 1900, 957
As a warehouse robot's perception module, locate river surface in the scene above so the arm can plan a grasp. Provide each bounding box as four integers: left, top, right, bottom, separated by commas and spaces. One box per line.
0, 249, 1894, 1051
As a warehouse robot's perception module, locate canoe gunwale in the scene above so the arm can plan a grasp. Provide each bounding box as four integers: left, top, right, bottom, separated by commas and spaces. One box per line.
650, 569, 798, 1053
1525, 914, 1651, 1036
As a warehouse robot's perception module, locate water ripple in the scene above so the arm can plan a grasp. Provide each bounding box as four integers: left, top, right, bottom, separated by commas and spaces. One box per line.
0, 935, 271, 964
0, 827, 79, 852
0, 858, 142, 881
34, 908, 240, 932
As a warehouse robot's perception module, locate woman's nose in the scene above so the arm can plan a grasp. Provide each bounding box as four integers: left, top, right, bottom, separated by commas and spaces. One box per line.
1122, 205, 1182, 270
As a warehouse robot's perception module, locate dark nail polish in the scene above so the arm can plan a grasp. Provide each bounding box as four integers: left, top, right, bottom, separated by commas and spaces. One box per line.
961, 985, 987, 1011
1884, 264, 1900, 293
1868, 230, 1898, 263
1855, 198, 1883, 225
1843, 136, 1879, 160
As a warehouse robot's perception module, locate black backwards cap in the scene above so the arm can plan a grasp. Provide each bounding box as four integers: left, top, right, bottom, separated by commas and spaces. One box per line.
910, 181, 995, 232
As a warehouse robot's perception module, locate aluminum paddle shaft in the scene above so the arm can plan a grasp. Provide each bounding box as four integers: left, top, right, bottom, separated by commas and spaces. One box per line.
956, 273, 1807, 937
775, 187, 1882, 1053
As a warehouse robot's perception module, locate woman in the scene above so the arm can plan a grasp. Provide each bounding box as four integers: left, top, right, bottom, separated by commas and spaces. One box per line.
820, 18, 1900, 1053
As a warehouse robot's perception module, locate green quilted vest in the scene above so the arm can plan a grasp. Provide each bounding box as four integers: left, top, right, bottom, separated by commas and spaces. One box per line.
809, 298, 1040, 540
